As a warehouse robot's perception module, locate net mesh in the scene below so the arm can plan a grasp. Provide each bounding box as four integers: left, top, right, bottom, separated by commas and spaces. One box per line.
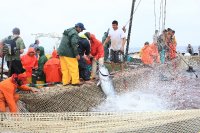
0, 110, 200, 132
19, 84, 105, 112
0, 56, 200, 132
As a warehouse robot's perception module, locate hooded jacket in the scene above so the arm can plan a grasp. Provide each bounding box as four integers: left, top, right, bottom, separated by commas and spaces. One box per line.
78, 37, 90, 56
38, 46, 48, 81
90, 34, 104, 60
58, 27, 79, 58
141, 45, 153, 65
44, 50, 62, 83
150, 43, 160, 63
21, 48, 38, 77
0, 74, 31, 112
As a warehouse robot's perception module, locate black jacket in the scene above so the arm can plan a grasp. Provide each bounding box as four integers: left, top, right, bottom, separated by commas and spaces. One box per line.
78, 38, 90, 56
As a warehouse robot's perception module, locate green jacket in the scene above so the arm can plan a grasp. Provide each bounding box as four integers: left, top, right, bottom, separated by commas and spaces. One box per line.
102, 33, 111, 48
38, 46, 48, 81
58, 27, 79, 58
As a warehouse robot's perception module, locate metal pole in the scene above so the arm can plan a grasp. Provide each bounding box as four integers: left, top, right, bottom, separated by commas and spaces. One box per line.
1, 55, 4, 81
125, 0, 136, 60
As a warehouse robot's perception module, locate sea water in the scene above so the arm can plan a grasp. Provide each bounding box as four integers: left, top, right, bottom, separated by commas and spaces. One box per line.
92, 63, 200, 112
92, 90, 168, 112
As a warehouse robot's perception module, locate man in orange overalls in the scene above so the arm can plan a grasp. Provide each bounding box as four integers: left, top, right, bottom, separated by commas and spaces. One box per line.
0, 73, 36, 112
169, 30, 177, 59
141, 42, 153, 65
44, 50, 62, 83
150, 43, 160, 63
21, 48, 38, 83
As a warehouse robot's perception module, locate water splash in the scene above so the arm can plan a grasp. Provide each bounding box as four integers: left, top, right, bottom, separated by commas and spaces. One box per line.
92, 90, 168, 112
92, 59, 200, 112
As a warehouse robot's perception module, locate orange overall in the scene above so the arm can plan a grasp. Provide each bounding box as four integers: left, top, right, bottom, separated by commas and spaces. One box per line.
141, 45, 153, 65
21, 48, 38, 78
0, 75, 31, 112
150, 43, 160, 63
44, 50, 62, 83
169, 36, 177, 59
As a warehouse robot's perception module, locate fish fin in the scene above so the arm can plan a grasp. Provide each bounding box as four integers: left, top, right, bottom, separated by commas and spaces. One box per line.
97, 81, 101, 86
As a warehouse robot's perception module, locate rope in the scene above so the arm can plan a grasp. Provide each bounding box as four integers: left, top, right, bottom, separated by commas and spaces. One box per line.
158, 0, 163, 33
161, 0, 164, 31
163, 0, 167, 29
27, 82, 61, 87
154, 0, 157, 31
124, 0, 142, 27
133, 0, 142, 16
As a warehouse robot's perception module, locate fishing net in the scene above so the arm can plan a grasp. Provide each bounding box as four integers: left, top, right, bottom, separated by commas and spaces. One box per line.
19, 83, 105, 112
0, 110, 200, 132
0, 55, 200, 132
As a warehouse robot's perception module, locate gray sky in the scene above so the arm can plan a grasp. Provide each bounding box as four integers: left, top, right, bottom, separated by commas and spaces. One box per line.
0, 0, 200, 53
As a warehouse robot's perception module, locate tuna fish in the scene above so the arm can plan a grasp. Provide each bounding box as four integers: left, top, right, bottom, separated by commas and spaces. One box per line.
97, 65, 115, 97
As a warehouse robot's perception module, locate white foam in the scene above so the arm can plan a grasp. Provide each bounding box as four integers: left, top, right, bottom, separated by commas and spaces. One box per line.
92, 90, 168, 112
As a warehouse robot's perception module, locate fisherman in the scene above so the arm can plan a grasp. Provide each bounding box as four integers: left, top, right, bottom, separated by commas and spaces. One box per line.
198, 45, 200, 56
44, 50, 62, 83
157, 29, 167, 63
103, 20, 126, 73
0, 73, 37, 112
1, 27, 26, 76
169, 30, 177, 59
140, 42, 153, 65
187, 44, 194, 55
78, 32, 91, 82
153, 30, 159, 44
102, 30, 111, 62
150, 42, 160, 64
58, 23, 85, 86
166, 28, 173, 60
29, 39, 40, 51
21, 48, 38, 83
84, 32, 104, 79
36, 46, 48, 83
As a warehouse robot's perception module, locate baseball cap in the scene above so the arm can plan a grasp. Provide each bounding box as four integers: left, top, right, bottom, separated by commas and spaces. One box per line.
75, 23, 86, 30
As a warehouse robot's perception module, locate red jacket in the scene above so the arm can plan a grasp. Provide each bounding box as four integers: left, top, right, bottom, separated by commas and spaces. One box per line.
90, 34, 104, 60
44, 50, 62, 83
0, 76, 31, 112
21, 48, 38, 77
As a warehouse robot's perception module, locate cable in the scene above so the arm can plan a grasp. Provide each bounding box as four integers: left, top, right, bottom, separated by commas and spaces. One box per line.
158, 0, 163, 33
154, 0, 157, 31
163, 0, 167, 29
133, 0, 142, 15
161, 0, 164, 31
124, 0, 142, 27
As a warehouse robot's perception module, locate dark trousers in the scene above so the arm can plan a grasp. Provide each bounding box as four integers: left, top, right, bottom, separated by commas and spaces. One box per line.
78, 57, 90, 81
7, 60, 25, 77
104, 45, 109, 61
110, 50, 124, 63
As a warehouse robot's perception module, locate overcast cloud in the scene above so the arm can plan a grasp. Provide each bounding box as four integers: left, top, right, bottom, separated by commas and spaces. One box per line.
0, 0, 200, 53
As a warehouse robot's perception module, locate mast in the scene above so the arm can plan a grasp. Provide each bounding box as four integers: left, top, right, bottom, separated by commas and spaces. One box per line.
125, 0, 136, 60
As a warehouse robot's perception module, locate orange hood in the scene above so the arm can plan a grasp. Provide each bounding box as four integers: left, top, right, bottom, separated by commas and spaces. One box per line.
52, 50, 59, 58
27, 48, 35, 55
90, 34, 96, 43
12, 73, 28, 85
